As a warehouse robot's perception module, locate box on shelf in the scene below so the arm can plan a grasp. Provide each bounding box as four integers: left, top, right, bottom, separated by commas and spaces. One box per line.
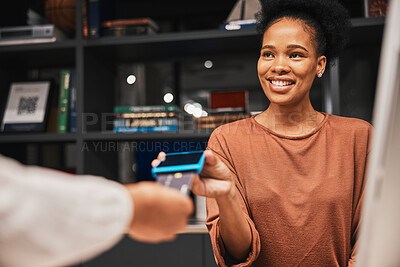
102, 17, 159, 37
1, 81, 52, 132
194, 90, 250, 129
0, 24, 66, 46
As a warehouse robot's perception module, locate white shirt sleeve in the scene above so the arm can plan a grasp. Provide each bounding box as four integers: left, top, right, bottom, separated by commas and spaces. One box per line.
0, 154, 134, 267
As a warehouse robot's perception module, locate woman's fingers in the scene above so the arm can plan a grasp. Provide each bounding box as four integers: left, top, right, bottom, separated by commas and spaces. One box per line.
203, 150, 218, 166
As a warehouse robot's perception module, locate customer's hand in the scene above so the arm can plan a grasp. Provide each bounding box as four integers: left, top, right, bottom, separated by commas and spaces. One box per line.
124, 181, 193, 243
152, 150, 235, 199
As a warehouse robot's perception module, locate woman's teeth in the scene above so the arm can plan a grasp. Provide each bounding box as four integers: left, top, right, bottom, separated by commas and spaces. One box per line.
271, 80, 293, 86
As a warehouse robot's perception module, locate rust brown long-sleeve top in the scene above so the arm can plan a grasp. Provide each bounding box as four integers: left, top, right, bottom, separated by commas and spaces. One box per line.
206, 113, 372, 267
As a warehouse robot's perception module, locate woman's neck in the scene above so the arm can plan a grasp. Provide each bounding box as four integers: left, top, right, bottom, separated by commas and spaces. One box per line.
255, 102, 325, 136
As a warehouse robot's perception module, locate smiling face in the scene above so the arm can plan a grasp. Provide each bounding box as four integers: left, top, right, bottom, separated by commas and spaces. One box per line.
257, 17, 326, 108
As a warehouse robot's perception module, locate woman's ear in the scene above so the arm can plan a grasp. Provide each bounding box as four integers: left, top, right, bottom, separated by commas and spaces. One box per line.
316, 55, 327, 77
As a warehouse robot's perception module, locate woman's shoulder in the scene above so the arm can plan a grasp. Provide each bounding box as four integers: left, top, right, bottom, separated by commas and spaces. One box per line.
325, 113, 373, 135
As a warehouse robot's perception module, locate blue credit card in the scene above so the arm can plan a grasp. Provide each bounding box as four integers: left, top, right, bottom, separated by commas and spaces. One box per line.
151, 151, 205, 178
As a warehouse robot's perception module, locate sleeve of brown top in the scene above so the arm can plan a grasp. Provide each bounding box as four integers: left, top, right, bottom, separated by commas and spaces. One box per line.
206, 128, 261, 267
347, 124, 373, 267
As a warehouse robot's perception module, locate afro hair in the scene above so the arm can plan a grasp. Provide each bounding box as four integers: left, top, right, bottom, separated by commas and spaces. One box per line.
255, 0, 351, 63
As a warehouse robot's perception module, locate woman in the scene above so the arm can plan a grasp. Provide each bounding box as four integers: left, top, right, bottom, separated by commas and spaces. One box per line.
154, 0, 372, 266
197, 0, 371, 266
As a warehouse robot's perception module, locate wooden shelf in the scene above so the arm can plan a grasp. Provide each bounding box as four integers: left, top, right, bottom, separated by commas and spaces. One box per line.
83, 27, 260, 61
351, 16, 386, 27
84, 27, 258, 46
0, 39, 76, 52
0, 131, 213, 143
0, 133, 77, 143
82, 131, 213, 141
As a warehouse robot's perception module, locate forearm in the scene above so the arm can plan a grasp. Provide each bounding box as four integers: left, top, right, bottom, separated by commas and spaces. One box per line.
216, 189, 252, 261
0, 156, 132, 267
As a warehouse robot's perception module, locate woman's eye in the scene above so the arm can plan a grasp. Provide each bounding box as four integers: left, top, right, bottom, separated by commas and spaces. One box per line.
263, 52, 273, 58
290, 53, 303, 58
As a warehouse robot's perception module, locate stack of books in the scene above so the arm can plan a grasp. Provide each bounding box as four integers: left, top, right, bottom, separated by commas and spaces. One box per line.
195, 90, 250, 129
113, 105, 179, 132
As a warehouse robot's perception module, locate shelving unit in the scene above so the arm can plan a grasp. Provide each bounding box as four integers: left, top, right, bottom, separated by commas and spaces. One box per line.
0, 1, 385, 266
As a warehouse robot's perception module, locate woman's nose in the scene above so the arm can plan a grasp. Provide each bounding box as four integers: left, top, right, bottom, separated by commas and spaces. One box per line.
271, 56, 290, 74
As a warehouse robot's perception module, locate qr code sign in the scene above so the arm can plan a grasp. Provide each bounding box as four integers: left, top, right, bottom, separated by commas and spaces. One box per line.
18, 96, 39, 115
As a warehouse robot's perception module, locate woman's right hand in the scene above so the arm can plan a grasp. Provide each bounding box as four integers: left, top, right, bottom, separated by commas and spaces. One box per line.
192, 150, 236, 199
151, 150, 235, 199
152, 151, 252, 260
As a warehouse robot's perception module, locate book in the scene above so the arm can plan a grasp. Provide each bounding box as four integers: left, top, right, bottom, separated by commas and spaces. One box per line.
114, 117, 178, 128
114, 125, 178, 132
57, 70, 71, 133
88, 0, 114, 38
195, 113, 250, 129
196, 113, 249, 123
115, 111, 177, 119
208, 107, 246, 114
88, 0, 100, 38
103, 24, 157, 37
102, 18, 159, 31
68, 70, 77, 133
114, 105, 177, 113
195, 121, 240, 129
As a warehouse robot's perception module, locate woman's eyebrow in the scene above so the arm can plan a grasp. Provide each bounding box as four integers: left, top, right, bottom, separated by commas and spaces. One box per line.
261, 44, 309, 53
261, 44, 275, 50
287, 44, 309, 52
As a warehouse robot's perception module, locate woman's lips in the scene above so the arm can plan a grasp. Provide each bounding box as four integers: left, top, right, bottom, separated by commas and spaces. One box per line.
268, 79, 295, 93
